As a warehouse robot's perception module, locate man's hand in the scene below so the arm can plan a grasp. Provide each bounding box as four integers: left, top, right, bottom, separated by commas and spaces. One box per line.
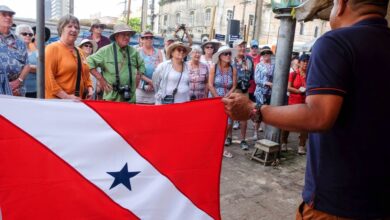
98, 77, 112, 92
222, 93, 255, 121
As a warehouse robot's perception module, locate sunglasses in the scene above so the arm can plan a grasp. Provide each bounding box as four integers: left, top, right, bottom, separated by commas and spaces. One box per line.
221, 52, 232, 56
93, 24, 105, 29
205, 46, 214, 49
175, 48, 186, 53
142, 37, 153, 40
0, 12, 13, 17
21, 32, 34, 37
83, 44, 93, 48
251, 46, 259, 49
262, 52, 272, 55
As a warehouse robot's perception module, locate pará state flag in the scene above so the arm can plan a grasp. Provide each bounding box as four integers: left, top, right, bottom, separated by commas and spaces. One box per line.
0, 96, 227, 220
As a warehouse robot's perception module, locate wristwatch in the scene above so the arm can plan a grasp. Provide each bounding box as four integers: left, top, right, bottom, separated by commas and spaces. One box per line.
250, 103, 263, 123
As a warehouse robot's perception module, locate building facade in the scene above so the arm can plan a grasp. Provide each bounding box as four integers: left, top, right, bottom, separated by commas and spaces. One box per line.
158, 0, 331, 47
50, 0, 69, 20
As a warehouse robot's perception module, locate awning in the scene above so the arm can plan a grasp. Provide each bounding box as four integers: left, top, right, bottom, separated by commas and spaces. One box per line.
295, 0, 333, 22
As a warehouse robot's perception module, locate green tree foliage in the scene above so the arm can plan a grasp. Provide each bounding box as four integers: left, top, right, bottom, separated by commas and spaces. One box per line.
126, 18, 141, 33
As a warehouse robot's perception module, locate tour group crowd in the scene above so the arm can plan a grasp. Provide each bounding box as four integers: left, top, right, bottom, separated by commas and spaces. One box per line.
0, 5, 309, 159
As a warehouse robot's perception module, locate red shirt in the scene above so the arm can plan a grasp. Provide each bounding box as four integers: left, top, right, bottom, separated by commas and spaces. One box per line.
288, 69, 306, 105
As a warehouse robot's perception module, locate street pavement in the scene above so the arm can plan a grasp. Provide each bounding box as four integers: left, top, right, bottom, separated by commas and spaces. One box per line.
220, 122, 307, 220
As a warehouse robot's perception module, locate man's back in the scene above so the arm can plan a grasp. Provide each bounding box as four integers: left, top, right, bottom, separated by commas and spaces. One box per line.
304, 18, 390, 218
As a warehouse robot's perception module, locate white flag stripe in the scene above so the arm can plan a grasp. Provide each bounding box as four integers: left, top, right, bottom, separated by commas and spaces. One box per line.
0, 96, 213, 220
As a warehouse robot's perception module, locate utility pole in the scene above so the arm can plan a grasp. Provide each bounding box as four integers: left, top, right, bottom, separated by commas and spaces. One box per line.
151, 0, 155, 31
209, 6, 217, 39
240, 0, 251, 38
141, 0, 148, 31
253, 0, 264, 41
69, 0, 74, 15
126, 0, 131, 24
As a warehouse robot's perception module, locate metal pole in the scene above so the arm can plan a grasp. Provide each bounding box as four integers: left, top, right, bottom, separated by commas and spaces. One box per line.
264, 8, 296, 142
36, 0, 45, 99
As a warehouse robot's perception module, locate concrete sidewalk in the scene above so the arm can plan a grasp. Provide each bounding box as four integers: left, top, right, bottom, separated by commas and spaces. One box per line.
220, 123, 307, 220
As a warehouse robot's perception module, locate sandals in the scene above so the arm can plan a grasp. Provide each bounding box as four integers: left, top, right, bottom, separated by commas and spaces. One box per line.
223, 150, 233, 158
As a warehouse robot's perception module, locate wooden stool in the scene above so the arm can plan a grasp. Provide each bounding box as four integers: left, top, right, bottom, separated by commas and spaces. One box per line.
250, 139, 280, 166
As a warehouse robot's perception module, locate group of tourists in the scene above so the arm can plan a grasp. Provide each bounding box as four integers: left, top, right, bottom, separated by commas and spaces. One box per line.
0, 4, 309, 158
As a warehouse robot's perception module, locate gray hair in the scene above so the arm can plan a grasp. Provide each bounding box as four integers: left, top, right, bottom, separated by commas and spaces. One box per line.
57, 14, 80, 36
15, 24, 33, 37
191, 45, 203, 54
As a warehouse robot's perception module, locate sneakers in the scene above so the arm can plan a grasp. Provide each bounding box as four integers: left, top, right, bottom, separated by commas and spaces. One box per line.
281, 143, 287, 152
240, 140, 249, 150
225, 137, 232, 146
248, 132, 258, 141
298, 146, 306, 155
233, 121, 240, 130
223, 150, 233, 158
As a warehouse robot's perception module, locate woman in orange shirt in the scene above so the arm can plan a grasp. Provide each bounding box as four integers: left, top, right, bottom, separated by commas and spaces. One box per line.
45, 14, 93, 100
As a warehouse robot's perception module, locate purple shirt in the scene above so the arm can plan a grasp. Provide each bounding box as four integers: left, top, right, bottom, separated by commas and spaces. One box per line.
88, 34, 111, 50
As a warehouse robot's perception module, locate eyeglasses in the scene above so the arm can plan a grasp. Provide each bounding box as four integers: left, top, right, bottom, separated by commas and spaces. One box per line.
93, 24, 105, 29
21, 32, 33, 37
82, 44, 93, 48
205, 46, 214, 49
142, 37, 153, 40
221, 52, 232, 56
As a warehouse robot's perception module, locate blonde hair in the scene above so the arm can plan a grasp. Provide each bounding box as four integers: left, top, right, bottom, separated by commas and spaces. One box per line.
57, 14, 80, 36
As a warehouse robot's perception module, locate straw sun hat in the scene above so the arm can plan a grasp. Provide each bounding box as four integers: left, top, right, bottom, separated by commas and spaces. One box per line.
166, 41, 192, 59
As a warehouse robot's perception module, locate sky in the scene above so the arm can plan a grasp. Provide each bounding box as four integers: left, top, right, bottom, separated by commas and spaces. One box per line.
2, 0, 139, 19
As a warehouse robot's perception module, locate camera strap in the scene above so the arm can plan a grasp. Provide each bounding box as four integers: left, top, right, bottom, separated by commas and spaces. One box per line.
74, 47, 82, 97
113, 43, 132, 90
172, 63, 184, 97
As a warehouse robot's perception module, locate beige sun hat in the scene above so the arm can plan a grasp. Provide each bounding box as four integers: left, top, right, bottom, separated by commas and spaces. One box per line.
109, 23, 136, 41
166, 41, 192, 59
78, 39, 98, 54
212, 45, 237, 64
232, 39, 247, 48
89, 19, 106, 32
201, 39, 221, 52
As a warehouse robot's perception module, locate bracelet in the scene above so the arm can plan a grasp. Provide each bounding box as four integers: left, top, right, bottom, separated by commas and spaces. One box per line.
250, 103, 263, 123
17, 77, 23, 82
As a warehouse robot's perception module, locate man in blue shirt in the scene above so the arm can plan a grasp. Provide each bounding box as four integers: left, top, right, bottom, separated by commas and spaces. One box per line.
0, 5, 29, 96
222, 0, 390, 218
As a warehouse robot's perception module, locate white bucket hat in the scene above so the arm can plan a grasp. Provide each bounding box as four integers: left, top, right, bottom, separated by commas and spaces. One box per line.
212, 46, 237, 64
201, 39, 222, 53
78, 39, 98, 54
